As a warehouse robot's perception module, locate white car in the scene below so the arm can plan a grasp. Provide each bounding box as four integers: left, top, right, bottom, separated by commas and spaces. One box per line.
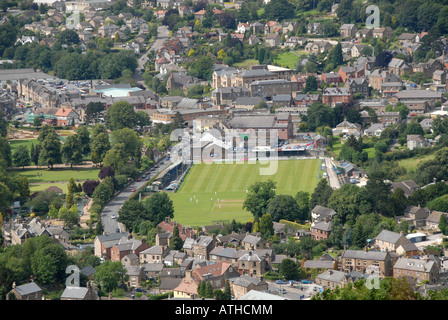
111, 214, 116, 219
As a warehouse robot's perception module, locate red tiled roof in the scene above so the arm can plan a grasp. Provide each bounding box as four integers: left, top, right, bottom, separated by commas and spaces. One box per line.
55, 108, 73, 117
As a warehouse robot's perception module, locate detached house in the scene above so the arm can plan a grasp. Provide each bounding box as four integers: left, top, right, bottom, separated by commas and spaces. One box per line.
7, 282, 43, 300
391, 180, 419, 198
55, 107, 78, 126
407, 134, 429, 150
395, 205, 430, 229
340, 24, 357, 38
373, 230, 414, 253
311, 205, 336, 224
310, 220, 332, 241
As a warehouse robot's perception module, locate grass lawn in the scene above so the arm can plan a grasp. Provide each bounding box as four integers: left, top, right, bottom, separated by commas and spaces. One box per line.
327, 137, 342, 157
364, 147, 375, 159
232, 59, 259, 69
397, 153, 436, 171
169, 159, 323, 227
29, 182, 69, 194
12, 167, 101, 184
9, 139, 39, 152
274, 51, 299, 69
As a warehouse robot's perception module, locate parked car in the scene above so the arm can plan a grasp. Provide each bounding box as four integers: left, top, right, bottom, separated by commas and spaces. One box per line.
131, 189, 136, 192
275, 280, 287, 285
301, 280, 312, 284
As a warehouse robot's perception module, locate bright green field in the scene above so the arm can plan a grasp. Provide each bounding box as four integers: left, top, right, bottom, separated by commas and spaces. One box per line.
274, 51, 299, 69
12, 167, 101, 184
170, 159, 323, 227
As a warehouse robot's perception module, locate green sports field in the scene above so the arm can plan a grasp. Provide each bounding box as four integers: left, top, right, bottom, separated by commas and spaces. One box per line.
169, 159, 323, 227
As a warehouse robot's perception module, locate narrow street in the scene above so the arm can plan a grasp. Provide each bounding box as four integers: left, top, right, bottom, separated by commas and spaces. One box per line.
133, 25, 169, 84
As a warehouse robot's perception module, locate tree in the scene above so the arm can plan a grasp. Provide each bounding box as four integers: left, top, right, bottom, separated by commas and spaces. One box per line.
265, 0, 295, 21
31, 240, 68, 284
438, 214, 448, 235
188, 55, 215, 80
144, 192, 174, 226
85, 102, 104, 123
202, 6, 215, 28
99, 166, 115, 180
327, 184, 370, 225
90, 131, 111, 165
105, 101, 138, 131
38, 132, 62, 169
59, 29, 80, 45
173, 112, 185, 129
170, 224, 184, 250
92, 177, 115, 206
280, 259, 299, 280
94, 261, 127, 294
83, 180, 100, 197
310, 179, 333, 209
243, 180, 277, 220
66, 191, 75, 209
33, 117, 42, 131
0, 137, 11, 168
364, 171, 391, 215
304, 75, 318, 93
12, 145, 31, 168
111, 128, 143, 168
266, 195, 300, 222
76, 125, 91, 158
62, 134, 83, 167
259, 213, 274, 240
295, 191, 311, 221
118, 199, 149, 231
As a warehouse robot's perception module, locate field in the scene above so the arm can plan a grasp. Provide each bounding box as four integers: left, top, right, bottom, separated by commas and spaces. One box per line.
169, 159, 323, 227
397, 153, 435, 171
11, 167, 100, 184
9, 138, 39, 152
274, 51, 299, 69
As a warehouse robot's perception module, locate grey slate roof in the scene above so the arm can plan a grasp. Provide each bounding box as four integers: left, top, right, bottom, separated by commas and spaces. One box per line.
302, 260, 334, 269
316, 269, 346, 282
374, 230, 402, 244
312, 221, 332, 232
393, 257, 435, 272
15, 282, 42, 296
342, 250, 388, 261
60, 287, 91, 299
231, 275, 265, 287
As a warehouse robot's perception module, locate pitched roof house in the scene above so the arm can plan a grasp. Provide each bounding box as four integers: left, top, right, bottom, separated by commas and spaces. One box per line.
393, 257, 439, 284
